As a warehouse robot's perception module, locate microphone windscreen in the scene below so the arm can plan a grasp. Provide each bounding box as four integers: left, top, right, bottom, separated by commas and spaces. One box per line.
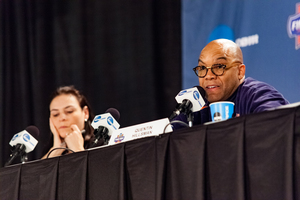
25, 126, 40, 139
194, 86, 206, 98
105, 108, 120, 122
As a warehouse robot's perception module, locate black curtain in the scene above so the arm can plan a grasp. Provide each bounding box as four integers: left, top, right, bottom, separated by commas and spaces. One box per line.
0, 0, 181, 167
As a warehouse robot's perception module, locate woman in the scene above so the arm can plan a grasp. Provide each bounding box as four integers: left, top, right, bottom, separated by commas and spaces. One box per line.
42, 86, 100, 159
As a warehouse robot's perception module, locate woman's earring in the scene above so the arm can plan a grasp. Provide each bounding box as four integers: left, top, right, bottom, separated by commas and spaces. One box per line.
85, 118, 88, 122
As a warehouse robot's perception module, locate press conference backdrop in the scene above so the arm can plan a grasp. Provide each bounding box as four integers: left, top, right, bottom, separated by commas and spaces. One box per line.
182, 0, 300, 103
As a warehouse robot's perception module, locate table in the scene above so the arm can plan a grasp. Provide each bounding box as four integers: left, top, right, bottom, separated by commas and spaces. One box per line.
1, 105, 300, 200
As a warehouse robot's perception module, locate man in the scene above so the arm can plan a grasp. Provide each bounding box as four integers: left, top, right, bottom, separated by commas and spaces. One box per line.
172, 39, 289, 128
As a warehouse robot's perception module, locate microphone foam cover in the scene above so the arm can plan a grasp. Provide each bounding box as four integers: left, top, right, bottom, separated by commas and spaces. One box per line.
194, 86, 206, 98
25, 125, 40, 139
105, 108, 120, 122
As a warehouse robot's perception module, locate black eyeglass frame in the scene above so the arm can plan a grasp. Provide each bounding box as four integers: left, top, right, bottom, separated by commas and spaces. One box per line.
193, 64, 227, 78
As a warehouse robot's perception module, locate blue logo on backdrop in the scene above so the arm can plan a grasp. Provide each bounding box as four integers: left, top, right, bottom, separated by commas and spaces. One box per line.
94, 115, 102, 123
23, 133, 30, 142
288, 14, 300, 35
193, 91, 200, 100
207, 25, 235, 43
287, 3, 300, 50
107, 116, 114, 125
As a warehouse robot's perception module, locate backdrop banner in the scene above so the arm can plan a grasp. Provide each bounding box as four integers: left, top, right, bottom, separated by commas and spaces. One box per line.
182, 0, 300, 103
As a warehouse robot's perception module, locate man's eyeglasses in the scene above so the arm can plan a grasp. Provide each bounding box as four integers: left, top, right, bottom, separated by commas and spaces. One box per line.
193, 64, 228, 78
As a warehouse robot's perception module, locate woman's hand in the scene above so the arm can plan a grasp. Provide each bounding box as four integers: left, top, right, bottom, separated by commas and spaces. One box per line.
42, 119, 67, 159
64, 124, 85, 152
49, 118, 66, 148
42, 122, 84, 159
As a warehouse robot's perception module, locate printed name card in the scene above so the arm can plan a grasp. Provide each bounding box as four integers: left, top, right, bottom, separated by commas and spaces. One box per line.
108, 118, 172, 145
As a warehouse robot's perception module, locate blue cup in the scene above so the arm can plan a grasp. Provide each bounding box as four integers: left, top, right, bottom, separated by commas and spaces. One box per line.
209, 101, 235, 122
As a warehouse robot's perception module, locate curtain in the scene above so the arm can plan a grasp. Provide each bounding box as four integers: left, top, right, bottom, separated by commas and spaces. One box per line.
0, 0, 181, 167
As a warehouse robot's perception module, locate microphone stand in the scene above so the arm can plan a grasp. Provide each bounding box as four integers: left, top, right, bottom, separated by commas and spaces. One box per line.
169, 99, 194, 127
92, 126, 110, 147
20, 152, 28, 164
5, 143, 26, 167
186, 110, 194, 127
182, 100, 194, 127
169, 103, 185, 121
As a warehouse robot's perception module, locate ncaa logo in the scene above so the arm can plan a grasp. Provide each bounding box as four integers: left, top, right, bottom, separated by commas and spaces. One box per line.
287, 3, 300, 50
114, 133, 125, 143
208, 24, 234, 43
178, 90, 187, 96
23, 133, 30, 142
12, 134, 19, 141
107, 116, 114, 125
193, 91, 200, 100
93, 115, 102, 123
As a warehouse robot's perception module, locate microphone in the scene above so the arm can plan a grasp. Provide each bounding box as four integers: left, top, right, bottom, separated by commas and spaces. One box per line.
91, 108, 120, 146
105, 108, 120, 122
169, 86, 206, 127
5, 126, 39, 166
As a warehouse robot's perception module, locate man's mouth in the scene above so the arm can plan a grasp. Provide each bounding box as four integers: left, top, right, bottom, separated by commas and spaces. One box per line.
206, 85, 219, 89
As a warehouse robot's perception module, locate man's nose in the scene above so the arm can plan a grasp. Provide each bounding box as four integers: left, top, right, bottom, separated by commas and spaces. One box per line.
205, 68, 216, 80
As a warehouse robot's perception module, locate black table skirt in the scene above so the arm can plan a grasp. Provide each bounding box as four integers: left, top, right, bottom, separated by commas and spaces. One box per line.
1, 105, 300, 200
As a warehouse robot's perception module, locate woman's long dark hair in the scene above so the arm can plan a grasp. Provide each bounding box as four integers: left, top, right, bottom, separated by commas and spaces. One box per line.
43, 86, 98, 155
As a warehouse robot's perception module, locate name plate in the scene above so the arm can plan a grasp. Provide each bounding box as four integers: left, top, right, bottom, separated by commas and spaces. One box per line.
108, 118, 173, 145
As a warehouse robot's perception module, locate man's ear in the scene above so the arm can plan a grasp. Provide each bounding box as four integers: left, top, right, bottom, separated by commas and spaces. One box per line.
238, 64, 246, 80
